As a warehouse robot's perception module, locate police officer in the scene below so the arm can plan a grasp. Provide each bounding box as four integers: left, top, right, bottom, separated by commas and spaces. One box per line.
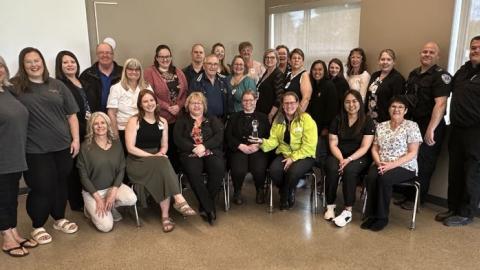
440, 36, 480, 226
399, 42, 451, 209
189, 54, 231, 120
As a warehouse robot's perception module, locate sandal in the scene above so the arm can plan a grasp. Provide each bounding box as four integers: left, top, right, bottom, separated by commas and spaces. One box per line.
31, 228, 52, 245
19, 239, 38, 249
161, 217, 175, 233
53, 219, 78, 234
3, 246, 28, 257
173, 201, 197, 217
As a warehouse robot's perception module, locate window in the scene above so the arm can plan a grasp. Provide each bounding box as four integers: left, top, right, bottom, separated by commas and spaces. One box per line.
268, 1, 361, 67
448, 0, 480, 73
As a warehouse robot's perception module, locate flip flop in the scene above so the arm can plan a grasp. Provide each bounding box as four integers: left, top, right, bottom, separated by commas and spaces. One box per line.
31, 227, 52, 245
3, 246, 28, 257
161, 217, 175, 233
19, 239, 38, 249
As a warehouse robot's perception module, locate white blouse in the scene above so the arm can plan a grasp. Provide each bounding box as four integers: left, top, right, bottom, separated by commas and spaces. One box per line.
346, 70, 371, 101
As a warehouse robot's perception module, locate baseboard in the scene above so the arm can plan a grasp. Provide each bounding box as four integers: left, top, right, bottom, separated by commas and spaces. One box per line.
425, 194, 448, 208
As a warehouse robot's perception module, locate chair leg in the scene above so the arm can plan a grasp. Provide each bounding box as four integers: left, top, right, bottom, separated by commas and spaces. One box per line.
322, 175, 326, 208
268, 177, 274, 213
133, 203, 141, 227
410, 182, 420, 230
178, 173, 184, 195
223, 173, 229, 212
362, 187, 367, 219
312, 174, 318, 213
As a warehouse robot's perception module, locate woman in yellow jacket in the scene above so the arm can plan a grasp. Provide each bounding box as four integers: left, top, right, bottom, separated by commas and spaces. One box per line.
250, 91, 317, 210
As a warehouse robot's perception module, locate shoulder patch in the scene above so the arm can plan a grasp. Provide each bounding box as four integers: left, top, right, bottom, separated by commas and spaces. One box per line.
196, 73, 203, 82
441, 74, 451, 84
217, 73, 226, 79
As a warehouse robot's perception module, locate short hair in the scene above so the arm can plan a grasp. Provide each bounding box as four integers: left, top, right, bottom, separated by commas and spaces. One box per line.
204, 54, 219, 63
347, 48, 368, 75
389, 95, 409, 109
185, 92, 208, 114
275, 45, 290, 55
378, 49, 396, 61
471, 35, 480, 44
290, 48, 305, 60
55, 50, 80, 81
153, 44, 176, 73
242, 89, 257, 99
85, 112, 115, 146
309, 60, 330, 80
120, 58, 149, 91
328, 58, 345, 79
238, 41, 253, 52
263, 49, 279, 66
13, 47, 50, 94
191, 43, 205, 53
0, 56, 12, 88
96, 42, 113, 53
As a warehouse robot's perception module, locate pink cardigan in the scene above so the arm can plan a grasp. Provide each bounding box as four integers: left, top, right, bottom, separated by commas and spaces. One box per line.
144, 65, 188, 123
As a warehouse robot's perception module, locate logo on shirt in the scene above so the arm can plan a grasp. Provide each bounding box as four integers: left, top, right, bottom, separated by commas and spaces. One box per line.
441, 74, 451, 84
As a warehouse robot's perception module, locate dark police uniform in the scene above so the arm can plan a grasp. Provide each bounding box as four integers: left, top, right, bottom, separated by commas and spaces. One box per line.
448, 61, 480, 217
405, 64, 451, 202
189, 72, 232, 119
182, 64, 203, 89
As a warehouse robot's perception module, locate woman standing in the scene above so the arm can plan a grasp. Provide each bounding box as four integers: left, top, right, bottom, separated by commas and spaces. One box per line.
77, 112, 137, 232
0, 56, 37, 257
12, 47, 80, 244
284, 49, 312, 112
328, 58, 350, 110
125, 90, 196, 233
256, 49, 284, 123
144, 44, 187, 171
324, 90, 374, 227
174, 92, 225, 225
107, 58, 152, 148
365, 49, 406, 124
227, 55, 256, 113
346, 48, 370, 100
362, 96, 422, 231
55, 50, 91, 212
212, 43, 230, 76
251, 92, 317, 210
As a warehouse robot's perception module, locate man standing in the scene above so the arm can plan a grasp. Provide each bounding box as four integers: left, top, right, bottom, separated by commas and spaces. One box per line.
80, 42, 123, 113
189, 54, 231, 119
399, 42, 451, 209
183, 43, 205, 87
441, 36, 480, 226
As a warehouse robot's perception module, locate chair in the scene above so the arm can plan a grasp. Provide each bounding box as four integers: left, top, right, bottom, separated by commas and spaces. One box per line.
361, 178, 420, 230
178, 171, 230, 212
129, 183, 142, 227
266, 169, 319, 213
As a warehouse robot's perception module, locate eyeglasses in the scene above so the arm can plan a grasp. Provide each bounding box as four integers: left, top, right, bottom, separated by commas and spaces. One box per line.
126, 68, 140, 73
205, 62, 218, 67
156, 56, 172, 60
189, 102, 203, 106
264, 56, 276, 60
390, 105, 406, 110
97, 51, 113, 56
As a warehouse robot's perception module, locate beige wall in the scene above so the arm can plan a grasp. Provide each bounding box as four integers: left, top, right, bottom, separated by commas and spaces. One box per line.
84, 0, 266, 70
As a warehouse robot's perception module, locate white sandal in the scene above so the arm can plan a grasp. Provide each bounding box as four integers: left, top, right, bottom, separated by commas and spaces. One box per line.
53, 219, 78, 234
31, 227, 52, 245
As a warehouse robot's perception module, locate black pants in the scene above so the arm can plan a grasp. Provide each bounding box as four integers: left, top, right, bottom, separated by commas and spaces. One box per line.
365, 165, 416, 219
315, 134, 329, 167
324, 155, 370, 206
229, 150, 268, 192
24, 148, 73, 228
180, 154, 224, 213
269, 155, 315, 203
448, 126, 480, 217
0, 172, 22, 230
413, 118, 446, 202
67, 156, 84, 211
167, 123, 181, 173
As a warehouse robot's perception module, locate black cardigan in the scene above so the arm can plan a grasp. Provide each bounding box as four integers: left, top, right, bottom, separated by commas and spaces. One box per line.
255, 67, 285, 115
225, 111, 270, 152
307, 78, 338, 132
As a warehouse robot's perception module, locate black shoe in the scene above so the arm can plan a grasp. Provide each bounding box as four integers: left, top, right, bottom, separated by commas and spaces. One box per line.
370, 218, 389, 231
233, 192, 244, 205
256, 189, 265, 204
443, 215, 473, 227
206, 211, 216, 226
360, 218, 376, 230
393, 197, 408, 206
288, 189, 296, 209
435, 210, 455, 222
279, 201, 289, 211
400, 200, 421, 211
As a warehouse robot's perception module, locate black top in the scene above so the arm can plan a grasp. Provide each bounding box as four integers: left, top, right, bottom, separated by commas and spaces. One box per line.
189, 72, 231, 118
329, 115, 375, 157
79, 61, 123, 113
307, 78, 338, 132
60, 78, 90, 140
285, 70, 306, 99
450, 61, 480, 128
365, 69, 406, 124
331, 76, 350, 111
225, 111, 270, 151
135, 118, 163, 150
405, 64, 451, 120
256, 67, 285, 115
182, 64, 203, 89
173, 114, 224, 157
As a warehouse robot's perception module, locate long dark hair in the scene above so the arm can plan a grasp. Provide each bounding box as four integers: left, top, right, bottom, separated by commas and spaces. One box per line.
136, 89, 164, 124
12, 47, 50, 94
309, 60, 330, 84
153, 44, 176, 74
55, 50, 80, 81
328, 58, 345, 79
346, 48, 368, 75
212, 42, 229, 74
339, 89, 366, 137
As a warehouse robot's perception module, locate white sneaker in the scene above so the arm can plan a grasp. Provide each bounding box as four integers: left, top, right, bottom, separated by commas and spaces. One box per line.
333, 210, 352, 227
324, 204, 336, 220
296, 179, 307, 189
111, 208, 123, 222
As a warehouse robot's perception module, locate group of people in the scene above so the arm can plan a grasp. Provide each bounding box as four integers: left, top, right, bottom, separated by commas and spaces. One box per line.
1, 36, 479, 257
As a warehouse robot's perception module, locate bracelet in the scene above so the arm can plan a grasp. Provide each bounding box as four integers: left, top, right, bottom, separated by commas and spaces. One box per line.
347, 156, 353, 161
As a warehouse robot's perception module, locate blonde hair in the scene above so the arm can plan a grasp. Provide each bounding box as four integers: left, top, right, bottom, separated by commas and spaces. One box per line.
0, 56, 12, 91
185, 92, 208, 115
84, 112, 116, 148
274, 91, 303, 124
120, 58, 149, 91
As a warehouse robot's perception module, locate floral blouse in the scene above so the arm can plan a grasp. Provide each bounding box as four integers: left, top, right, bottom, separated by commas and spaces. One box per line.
374, 120, 422, 172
